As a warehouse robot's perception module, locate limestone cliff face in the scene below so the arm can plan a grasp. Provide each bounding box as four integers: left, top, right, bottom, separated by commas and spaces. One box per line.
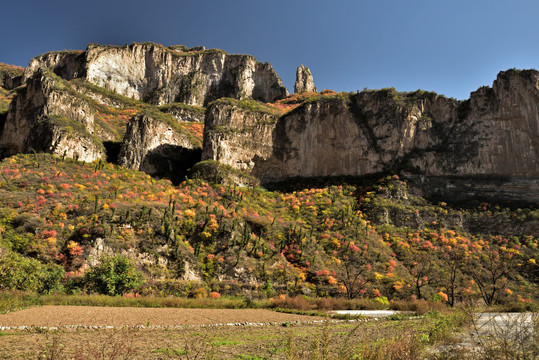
453, 69, 539, 177
118, 112, 200, 178
24, 51, 86, 83
204, 91, 460, 180
25, 43, 288, 106
203, 70, 539, 203
0, 69, 104, 161
202, 100, 279, 172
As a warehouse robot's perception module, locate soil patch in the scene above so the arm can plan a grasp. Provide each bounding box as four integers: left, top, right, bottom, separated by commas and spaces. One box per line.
0, 306, 324, 327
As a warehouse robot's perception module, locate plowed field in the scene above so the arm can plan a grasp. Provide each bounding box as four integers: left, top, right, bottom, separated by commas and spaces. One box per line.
0, 305, 323, 328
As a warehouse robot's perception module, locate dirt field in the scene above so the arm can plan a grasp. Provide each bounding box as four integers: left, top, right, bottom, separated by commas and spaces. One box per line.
0, 306, 331, 359
0, 306, 442, 359
0, 305, 324, 328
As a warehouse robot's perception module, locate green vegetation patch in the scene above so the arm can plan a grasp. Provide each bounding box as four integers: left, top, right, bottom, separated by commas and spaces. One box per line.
0, 87, 14, 114
158, 102, 206, 117
210, 97, 282, 116
44, 115, 105, 152
0, 153, 536, 310
189, 160, 259, 186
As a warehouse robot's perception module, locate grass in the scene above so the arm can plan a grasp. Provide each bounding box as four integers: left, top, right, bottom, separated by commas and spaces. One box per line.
153, 347, 188, 356
158, 102, 206, 117
0, 291, 42, 314
0, 291, 274, 312
2, 293, 524, 359
213, 339, 244, 346
210, 97, 283, 117
40, 293, 271, 309
189, 160, 259, 186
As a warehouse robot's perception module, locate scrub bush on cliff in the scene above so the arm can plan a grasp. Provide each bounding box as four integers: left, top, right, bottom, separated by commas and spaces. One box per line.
84, 255, 144, 296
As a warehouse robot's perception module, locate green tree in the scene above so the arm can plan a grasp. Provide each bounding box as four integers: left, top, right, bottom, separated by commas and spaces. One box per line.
84, 255, 144, 296
0, 250, 65, 293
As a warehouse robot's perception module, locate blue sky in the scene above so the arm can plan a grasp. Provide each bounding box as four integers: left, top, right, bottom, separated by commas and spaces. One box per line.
2, 0, 539, 99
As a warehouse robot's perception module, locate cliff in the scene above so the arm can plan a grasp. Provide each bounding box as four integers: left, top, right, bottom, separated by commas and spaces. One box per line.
118, 105, 204, 183
24, 43, 288, 106
202, 98, 280, 172
0, 42, 287, 168
2, 43, 539, 204
0, 69, 105, 161
203, 70, 539, 204
0, 63, 24, 89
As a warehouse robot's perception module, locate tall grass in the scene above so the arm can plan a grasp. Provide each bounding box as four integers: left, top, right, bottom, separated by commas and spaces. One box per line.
0, 291, 42, 313
40, 293, 272, 309
0, 291, 274, 312
269, 295, 389, 311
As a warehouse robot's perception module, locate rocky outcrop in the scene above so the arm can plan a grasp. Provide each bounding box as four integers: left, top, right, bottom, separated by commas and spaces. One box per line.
0, 69, 105, 161
158, 103, 205, 123
4, 42, 539, 204
204, 90, 460, 179
118, 111, 202, 183
23, 51, 86, 83
24, 43, 288, 106
203, 69, 539, 204
294, 65, 316, 93
0, 63, 24, 89
202, 99, 279, 172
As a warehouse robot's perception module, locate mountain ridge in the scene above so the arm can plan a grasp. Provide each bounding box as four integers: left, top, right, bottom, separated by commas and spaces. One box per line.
0, 44, 537, 304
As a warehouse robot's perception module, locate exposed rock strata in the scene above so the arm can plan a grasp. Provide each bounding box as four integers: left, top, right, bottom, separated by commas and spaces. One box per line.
2, 43, 539, 204
202, 99, 278, 172
0, 69, 105, 161
203, 69, 539, 204
118, 112, 201, 182
25, 43, 288, 106
294, 65, 316, 93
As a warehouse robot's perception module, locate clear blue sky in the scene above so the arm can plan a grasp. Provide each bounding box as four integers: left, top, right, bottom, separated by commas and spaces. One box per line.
2, 0, 538, 99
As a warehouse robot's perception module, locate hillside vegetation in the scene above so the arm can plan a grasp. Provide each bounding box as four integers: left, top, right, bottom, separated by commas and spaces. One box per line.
0, 153, 536, 308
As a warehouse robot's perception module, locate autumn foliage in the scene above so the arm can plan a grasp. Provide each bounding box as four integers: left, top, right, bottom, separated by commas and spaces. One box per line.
0, 154, 536, 306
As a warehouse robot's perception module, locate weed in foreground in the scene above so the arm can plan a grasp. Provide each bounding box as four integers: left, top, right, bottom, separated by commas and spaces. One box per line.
38, 329, 137, 360
428, 309, 538, 359
30, 311, 470, 359
467, 312, 538, 359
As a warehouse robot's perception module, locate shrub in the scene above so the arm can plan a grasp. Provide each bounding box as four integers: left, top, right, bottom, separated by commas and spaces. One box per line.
0, 250, 64, 293
193, 287, 208, 298
373, 296, 390, 307
83, 255, 144, 296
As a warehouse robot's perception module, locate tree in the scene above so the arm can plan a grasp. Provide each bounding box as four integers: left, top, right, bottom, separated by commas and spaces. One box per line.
334, 240, 373, 299
467, 236, 518, 306
0, 249, 64, 293
433, 231, 471, 307
84, 255, 144, 296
